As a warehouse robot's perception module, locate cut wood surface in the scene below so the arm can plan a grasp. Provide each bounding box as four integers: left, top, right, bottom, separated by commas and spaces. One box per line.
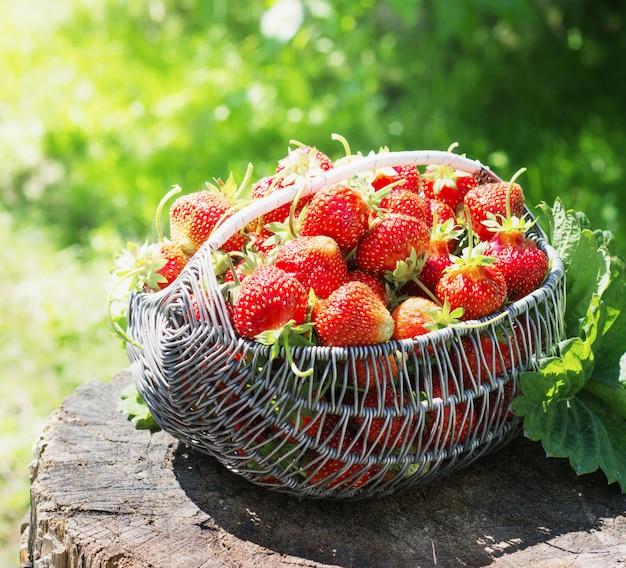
22, 370, 626, 568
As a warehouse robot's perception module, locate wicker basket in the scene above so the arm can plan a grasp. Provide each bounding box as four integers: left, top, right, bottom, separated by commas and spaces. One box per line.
126, 150, 566, 500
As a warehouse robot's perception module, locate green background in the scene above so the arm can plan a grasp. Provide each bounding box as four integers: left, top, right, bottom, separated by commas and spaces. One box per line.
2, 0, 624, 564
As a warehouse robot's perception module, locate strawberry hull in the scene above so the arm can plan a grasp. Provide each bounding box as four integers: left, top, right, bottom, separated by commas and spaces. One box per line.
123, 148, 567, 500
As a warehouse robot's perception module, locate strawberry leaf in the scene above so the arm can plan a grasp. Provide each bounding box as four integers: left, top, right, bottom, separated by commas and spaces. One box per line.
521, 389, 626, 491
118, 383, 159, 431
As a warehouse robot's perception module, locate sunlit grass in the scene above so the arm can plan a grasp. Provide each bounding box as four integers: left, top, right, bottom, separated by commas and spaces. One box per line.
0, 211, 128, 565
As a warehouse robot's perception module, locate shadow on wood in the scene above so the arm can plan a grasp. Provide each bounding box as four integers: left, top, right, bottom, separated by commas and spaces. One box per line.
22, 370, 626, 568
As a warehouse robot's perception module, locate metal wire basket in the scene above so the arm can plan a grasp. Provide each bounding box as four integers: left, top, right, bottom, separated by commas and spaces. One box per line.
126, 150, 566, 500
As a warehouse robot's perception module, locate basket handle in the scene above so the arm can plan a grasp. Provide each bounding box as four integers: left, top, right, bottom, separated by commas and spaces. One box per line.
204, 150, 501, 254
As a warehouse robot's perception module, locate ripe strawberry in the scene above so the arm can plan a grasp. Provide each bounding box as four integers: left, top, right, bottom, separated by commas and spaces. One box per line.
355, 213, 430, 279
463, 180, 525, 242
111, 239, 187, 294
424, 374, 476, 448
347, 352, 400, 390
299, 184, 371, 253
422, 164, 478, 211
231, 265, 309, 339
417, 217, 464, 294
274, 235, 349, 299
378, 189, 430, 224
275, 143, 334, 178
371, 164, 421, 194
147, 241, 188, 290
352, 388, 416, 450
435, 239, 507, 321
170, 189, 244, 256
391, 297, 462, 340
308, 417, 373, 489
249, 174, 313, 235
313, 281, 394, 346
484, 232, 549, 302
425, 198, 457, 228
480, 172, 548, 301
347, 268, 388, 305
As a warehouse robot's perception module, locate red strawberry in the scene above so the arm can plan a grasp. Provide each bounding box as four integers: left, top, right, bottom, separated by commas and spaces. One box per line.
378, 189, 430, 224
435, 240, 507, 321
391, 297, 462, 340
347, 353, 400, 390
417, 217, 464, 294
347, 268, 388, 305
355, 213, 430, 280
425, 198, 457, 228
308, 418, 373, 489
422, 164, 478, 211
463, 180, 525, 242
231, 265, 309, 339
313, 281, 394, 346
249, 174, 313, 235
484, 233, 549, 301
425, 374, 476, 448
353, 388, 416, 450
300, 184, 371, 253
275, 235, 349, 299
480, 172, 548, 301
111, 240, 187, 295
148, 241, 188, 290
371, 164, 421, 194
170, 189, 244, 256
275, 143, 334, 178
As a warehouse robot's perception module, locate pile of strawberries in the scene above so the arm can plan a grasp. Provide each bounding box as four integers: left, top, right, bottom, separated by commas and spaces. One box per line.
115, 138, 549, 351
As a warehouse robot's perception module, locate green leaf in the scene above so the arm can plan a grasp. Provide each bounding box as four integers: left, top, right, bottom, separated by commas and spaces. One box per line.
118, 383, 160, 431
522, 390, 626, 491
563, 230, 611, 335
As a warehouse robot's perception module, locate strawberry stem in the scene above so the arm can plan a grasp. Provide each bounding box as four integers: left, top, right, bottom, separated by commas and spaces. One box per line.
331, 132, 352, 157
234, 163, 254, 201
155, 185, 182, 242
505, 167, 527, 221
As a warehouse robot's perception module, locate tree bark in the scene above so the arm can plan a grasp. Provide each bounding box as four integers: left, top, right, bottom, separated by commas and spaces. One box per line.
22, 370, 626, 568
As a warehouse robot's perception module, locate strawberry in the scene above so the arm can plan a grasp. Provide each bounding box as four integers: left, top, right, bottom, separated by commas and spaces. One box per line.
147, 241, 188, 290
354, 213, 430, 279
248, 174, 312, 237
371, 164, 421, 194
275, 143, 334, 178
307, 417, 373, 489
435, 237, 507, 321
422, 165, 478, 211
347, 352, 400, 390
391, 297, 463, 341
425, 198, 457, 228
299, 184, 371, 253
425, 374, 476, 448
170, 188, 244, 256
352, 388, 416, 450
378, 189, 430, 224
480, 169, 549, 301
313, 281, 394, 346
463, 179, 525, 242
417, 217, 464, 294
231, 265, 309, 339
274, 235, 349, 299
347, 268, 388, 305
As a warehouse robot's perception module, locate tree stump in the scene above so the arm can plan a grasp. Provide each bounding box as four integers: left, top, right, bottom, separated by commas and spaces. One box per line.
22, 370, 626, 568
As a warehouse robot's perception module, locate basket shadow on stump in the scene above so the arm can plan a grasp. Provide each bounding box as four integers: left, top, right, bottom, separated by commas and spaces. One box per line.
171, 434, 622, 568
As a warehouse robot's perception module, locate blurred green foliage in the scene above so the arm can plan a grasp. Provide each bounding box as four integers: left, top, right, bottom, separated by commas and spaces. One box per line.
1, 0, 624, 564
3, 0, 625, 250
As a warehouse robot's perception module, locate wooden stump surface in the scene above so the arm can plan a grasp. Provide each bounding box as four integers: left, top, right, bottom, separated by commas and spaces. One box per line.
22, 370, 626, 568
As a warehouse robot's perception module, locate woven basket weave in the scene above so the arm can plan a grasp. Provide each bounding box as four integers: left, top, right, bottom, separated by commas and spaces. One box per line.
126, 150, 566, 500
